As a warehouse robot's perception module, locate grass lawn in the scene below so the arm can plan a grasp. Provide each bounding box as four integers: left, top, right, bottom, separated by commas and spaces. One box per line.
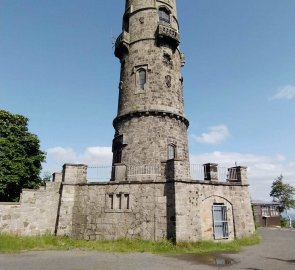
0, 233, 260, 254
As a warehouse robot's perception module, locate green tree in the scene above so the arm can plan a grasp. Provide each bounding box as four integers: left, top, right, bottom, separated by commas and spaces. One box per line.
270, 175, 295, 212
0, 110, 46, 201
270, 175, 295, 227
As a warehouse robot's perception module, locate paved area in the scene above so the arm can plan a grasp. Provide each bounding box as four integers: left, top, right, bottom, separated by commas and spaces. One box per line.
0, 228, 294, 270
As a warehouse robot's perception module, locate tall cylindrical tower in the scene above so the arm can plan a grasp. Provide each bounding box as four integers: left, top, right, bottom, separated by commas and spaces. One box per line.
112, 0, 189, 180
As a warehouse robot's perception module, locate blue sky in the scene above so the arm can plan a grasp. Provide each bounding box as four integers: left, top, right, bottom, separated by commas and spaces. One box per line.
0, 0, 294, 201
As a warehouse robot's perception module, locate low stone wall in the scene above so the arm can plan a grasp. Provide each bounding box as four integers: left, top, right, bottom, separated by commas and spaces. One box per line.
0, 182, 60, 235
0, 163, 255, 242
57, 182, 170, 241
175, 181, 255, 242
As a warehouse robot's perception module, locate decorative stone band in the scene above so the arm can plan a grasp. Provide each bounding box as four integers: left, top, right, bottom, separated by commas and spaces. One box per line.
113, 110, 189, 128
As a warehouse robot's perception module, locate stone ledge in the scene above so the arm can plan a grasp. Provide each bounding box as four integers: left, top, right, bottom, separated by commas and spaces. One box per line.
113, 110, 189, 127
176, 179, 249, 187
104, 209, 132, 213
0, 202, 20, 205
62, 179, 248, 187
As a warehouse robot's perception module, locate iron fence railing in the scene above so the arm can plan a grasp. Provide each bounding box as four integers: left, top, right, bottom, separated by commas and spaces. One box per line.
87, 166, 113, 181
189, 164, 238, 182
127, 164, 161, 176
86, 164, 239, 182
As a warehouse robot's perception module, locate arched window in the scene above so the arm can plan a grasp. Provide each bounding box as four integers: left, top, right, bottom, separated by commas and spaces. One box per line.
168, 144, 176, 160
138, 69, 146, 90
159, 7, 170, 25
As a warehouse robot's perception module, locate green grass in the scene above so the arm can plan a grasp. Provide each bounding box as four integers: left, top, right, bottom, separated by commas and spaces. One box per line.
0, 233, 260, 254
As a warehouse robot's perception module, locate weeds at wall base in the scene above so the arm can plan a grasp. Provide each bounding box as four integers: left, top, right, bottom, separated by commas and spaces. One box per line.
0, 232, 260, 254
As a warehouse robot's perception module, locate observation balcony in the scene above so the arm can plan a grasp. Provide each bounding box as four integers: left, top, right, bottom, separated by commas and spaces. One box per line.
156, 23, 180, 49
114, 31, 130, 59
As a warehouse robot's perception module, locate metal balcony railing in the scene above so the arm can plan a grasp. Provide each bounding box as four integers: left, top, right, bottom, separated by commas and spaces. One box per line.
190, 164, 239, 182
127, 164, 161, 176
87, 164, 240, 183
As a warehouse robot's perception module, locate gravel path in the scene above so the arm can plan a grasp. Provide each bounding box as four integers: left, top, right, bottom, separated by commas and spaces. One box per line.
0, 228, 294, 270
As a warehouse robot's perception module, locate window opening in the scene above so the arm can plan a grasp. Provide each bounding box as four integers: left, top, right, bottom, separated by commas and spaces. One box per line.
168, 144, 176, 160
138, 69, 146, 90
117, 194, 122, 209
269, 206, 279, 216
109, 195, 114, 209
262, 205, 279, 217
212, 204, 229, 239
124, 194, 130, 209
107, 193, 130, 211
159, 8, 170, 25
114, 148, 122, 163
261, 206, 269, 217
113, 137, 123, 164
163, 53, 171, 64
123, 15, 129, 33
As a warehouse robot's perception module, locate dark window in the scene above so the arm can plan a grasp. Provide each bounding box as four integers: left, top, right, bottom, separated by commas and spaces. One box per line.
124, 194, 130, 209
113, 141, 122, 164
107, 193, 130, 211
168, 144, 176, 160
109, 194, 114, 209
212, 204, 229, 239
159, 8, 170, 25
123, 15, 129, 33
114, 147, 122, 163
138, 69, 146, 90
117, 194, 122, 209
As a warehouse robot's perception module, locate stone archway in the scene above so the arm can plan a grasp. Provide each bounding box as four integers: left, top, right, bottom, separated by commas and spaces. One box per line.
200, 195, 235, 241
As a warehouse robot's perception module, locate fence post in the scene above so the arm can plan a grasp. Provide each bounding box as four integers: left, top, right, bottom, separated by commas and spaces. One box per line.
232, 166, 248, 185
203, 163, 218, 181
62, 164, 87, 184
52, 172, 63, 183
111, 163, 127, 182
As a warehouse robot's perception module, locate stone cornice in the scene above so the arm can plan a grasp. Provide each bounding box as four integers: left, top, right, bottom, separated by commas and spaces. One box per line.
62, 180, 249, 187
113, 110, 189, 128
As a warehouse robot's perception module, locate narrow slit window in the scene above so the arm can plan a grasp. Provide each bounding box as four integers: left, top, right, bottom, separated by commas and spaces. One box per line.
123, 15, 129, 33
138, 69, 146, 90
117, 194, 122, 209
168, 144, 176, 160
125, 194, 130, 209
109, 195, 114, 209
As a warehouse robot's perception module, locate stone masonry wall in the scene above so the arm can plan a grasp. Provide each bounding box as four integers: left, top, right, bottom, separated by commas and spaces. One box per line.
58, 182, 171, 241
175, 181, 255, 242
0, 164, 255, 243
115, 115, 189, 166
0, 182, 60, 235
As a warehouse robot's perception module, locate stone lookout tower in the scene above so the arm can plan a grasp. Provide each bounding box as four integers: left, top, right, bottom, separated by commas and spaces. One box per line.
112, 0, 189, 181
0, 0, 256, 242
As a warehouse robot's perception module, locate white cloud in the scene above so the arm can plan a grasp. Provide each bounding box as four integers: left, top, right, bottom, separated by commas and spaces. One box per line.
47, 147, 77, 162
45, 146, 295, 202
46, 146, 112, 171
190, 151, 295, 201
192, 125, 230, 145
270, 85, 295, 101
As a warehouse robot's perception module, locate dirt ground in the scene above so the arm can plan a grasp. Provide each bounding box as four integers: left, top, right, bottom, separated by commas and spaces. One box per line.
0, 228, 294, 270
